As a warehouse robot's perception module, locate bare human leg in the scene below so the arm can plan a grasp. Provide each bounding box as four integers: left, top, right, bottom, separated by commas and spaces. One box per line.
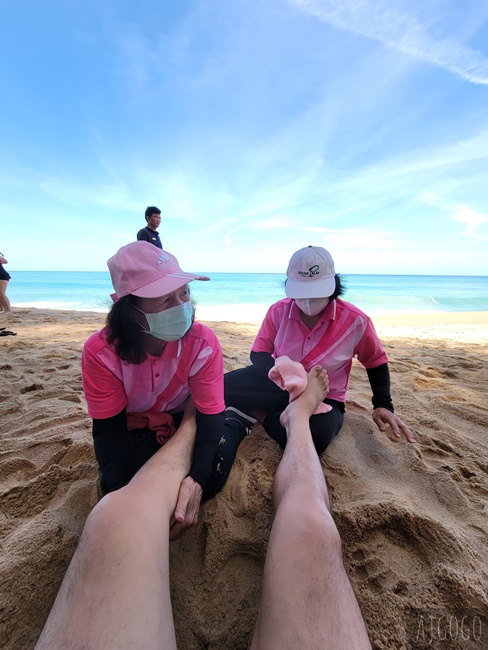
35, 402, 197, 650
251, 366, 372, 650
0, 280, 10, 312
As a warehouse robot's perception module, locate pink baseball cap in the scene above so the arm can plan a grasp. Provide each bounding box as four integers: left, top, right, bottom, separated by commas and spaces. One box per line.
285, 245, 336, 299
108, 241, 206, 300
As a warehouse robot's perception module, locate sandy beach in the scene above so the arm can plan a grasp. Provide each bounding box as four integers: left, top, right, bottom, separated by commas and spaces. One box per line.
0, 308, 487, 649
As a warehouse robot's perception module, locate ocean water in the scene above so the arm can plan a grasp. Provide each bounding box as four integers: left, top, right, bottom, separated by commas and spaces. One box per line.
6, 271, 488, 322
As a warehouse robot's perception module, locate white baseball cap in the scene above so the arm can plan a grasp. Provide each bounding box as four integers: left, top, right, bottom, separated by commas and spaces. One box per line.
285, 246, 336, 299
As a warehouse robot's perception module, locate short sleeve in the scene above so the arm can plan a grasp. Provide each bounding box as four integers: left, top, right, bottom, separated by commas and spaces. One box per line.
82, 332, 128, 419
354, 319, 388, 369
251, 304, 279, 354
188, 325, 225, 414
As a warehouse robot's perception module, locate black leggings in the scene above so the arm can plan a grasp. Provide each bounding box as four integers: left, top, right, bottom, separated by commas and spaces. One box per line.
224, 365, 344, 453
101, 412, 245, 500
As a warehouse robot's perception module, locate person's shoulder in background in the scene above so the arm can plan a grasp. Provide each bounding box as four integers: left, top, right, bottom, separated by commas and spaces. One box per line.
136, 228, 150, 241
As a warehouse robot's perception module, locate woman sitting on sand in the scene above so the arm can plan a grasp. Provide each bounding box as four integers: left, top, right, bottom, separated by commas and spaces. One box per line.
224, 245, 415, 452
82, 241, 252, 538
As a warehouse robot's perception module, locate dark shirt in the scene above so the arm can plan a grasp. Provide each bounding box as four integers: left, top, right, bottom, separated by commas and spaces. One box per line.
137, 226, 162, 249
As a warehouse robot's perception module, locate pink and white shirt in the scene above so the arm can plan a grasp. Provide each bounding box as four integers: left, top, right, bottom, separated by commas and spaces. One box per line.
82, 321, 225, 420
251, 298, 388, 403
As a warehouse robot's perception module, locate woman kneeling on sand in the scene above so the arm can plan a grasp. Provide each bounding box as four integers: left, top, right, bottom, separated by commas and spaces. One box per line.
225, 245, 415, 452
82, 241, 251, 538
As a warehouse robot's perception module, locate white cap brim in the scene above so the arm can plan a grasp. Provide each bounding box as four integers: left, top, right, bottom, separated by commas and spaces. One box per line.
285, 275, 336, 299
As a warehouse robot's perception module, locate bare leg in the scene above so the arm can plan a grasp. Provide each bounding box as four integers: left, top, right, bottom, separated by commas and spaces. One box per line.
251, 367, 371, 650
35, 404, 197, 650
0, 280, 10, 312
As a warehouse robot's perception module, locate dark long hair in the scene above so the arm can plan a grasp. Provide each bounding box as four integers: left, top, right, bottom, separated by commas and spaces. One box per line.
106, 295, 147, 364
329, 274, 345, 300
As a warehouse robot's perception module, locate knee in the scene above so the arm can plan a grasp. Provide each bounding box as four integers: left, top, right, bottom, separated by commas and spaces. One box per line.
224, 367, 249, 390
82, 488, 155, 549
276, 495, 343, 555
302, 504, 342, 553
310, 420, 342, 454
83, 491, 129, 544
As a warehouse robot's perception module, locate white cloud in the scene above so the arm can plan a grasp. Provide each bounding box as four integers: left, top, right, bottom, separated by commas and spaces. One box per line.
224, 228, 239, 249
288, 0, 488, 85
451, 206, 488, 235
325, 228, 400, 249
254, 217, 294, 230
416, 190, 440, 207
302, 226, 332, 233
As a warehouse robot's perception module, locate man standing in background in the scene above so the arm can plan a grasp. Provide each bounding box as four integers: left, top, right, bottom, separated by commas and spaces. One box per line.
137, 207, 163, 248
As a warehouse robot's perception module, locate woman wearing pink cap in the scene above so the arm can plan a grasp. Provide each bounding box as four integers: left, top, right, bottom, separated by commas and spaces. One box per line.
225, 245, 415, 452
82, 241, 252, 538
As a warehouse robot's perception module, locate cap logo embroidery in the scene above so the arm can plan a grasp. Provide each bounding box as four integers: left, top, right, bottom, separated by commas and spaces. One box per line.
298, 264, 320, 278
157, 253, 172, 270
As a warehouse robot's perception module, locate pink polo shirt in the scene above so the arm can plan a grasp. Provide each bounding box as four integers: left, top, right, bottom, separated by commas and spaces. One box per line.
251, 298, 388, 403
82, 321, 225, 420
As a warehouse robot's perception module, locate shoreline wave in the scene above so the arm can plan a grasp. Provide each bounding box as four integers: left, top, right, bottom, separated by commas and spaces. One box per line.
7, 302, 488, 328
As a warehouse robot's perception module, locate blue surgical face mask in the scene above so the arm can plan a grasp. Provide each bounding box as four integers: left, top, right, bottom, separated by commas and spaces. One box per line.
137, 300, 194, 341
295, 297, 329, 317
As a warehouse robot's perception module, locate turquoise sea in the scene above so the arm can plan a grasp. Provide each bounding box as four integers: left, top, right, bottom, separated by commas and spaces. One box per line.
6, 271, 488, 322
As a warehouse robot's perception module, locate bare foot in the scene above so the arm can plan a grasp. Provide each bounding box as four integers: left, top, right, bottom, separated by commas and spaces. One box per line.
280, 366, 328, 430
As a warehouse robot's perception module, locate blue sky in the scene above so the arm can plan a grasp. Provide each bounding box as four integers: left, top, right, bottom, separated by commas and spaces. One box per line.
1, 0, 488, 274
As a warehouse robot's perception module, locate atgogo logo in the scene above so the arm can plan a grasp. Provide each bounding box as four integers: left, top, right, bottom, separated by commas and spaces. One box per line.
298, 264, 320, 278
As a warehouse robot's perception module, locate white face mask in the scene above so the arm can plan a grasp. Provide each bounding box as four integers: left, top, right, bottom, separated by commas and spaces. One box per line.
137, 301, 194, 341
295, 297, 329, 317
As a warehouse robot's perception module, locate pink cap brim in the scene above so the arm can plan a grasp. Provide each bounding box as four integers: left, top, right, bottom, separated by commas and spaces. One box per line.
130, 272, 203, 299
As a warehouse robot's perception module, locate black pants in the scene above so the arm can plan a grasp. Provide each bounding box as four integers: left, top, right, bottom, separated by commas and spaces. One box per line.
224, 365, 344, 453
123, 414, 245, 501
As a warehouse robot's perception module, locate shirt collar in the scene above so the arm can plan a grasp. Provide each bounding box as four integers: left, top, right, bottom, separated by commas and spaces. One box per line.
323, 299, 337, 321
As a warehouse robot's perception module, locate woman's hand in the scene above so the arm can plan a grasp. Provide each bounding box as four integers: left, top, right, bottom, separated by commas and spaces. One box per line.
372, 408, 416, 443
169, 476, 203, 540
